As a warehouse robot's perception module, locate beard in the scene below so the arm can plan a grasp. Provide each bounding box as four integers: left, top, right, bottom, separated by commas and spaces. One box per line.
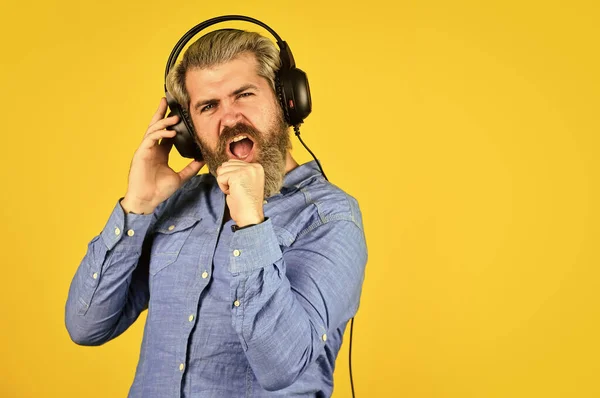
196, 110, 290, 199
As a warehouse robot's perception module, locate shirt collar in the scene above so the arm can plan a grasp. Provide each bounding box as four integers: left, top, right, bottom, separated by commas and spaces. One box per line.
277, 160, 324, 196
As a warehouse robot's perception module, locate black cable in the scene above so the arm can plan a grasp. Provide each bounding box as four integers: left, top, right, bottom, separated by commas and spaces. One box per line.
293, 126, 328, 181
349, 317, 355, 398
294, 125, 355, 398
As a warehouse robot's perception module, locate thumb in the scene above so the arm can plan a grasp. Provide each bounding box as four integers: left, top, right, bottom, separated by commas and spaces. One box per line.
178, 160, 205, 183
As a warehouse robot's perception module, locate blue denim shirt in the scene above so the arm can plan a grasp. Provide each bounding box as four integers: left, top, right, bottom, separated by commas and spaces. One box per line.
65, 161, 367, 397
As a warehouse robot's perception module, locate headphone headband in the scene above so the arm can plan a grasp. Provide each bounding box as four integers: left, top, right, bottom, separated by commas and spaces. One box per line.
164, 15, 294, 82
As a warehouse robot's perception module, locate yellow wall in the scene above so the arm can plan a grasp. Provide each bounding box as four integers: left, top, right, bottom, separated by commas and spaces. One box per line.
1, 0, 598, 397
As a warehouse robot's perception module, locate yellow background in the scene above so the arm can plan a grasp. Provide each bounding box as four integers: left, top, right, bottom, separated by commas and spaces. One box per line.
0, 0, 598, 397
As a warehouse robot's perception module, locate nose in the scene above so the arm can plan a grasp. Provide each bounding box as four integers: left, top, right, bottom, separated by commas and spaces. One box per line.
219, 101, 244, 134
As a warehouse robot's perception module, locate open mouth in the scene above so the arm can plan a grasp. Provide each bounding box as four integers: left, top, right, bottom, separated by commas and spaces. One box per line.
228, 135, 256, 161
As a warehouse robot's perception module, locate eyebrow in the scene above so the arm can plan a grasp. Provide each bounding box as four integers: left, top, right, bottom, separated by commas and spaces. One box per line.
193, 84, 259, 111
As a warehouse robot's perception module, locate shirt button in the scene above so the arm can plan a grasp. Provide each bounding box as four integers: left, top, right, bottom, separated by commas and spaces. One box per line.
127, 229, 135, 237
179, 363, 184, 371
263, 200, 268, 205
322, 334, 327, 342
201, 271, 209, 279
233, 300, 240, 307
188, 315, 194, 322
233, 249, 241, 257
114, 227, 121, 235
168, 225, 175, 231
92, 272, 98, 280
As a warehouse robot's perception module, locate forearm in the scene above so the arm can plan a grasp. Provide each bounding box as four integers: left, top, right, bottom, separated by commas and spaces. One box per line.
65, 200, 157, 345
233, 268, 328, 391
229, 219, 367, 390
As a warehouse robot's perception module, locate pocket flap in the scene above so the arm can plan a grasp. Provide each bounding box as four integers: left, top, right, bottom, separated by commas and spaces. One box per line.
154, 216, 201, 235
149, 217, 201, 276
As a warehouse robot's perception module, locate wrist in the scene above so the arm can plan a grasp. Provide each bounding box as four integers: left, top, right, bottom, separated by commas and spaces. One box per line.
121, 196, 156, 215
235, 213, 264, 228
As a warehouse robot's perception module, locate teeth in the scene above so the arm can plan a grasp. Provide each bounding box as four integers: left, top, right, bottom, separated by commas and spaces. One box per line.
232, 135, 247, 143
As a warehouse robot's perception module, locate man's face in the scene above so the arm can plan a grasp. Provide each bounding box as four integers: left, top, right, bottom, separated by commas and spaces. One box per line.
185, 52, 290, 197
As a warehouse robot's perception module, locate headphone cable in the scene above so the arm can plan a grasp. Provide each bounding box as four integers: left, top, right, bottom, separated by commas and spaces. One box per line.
293, 125, 355, 398
349, 317, 355, 398
293, 126, 328, 181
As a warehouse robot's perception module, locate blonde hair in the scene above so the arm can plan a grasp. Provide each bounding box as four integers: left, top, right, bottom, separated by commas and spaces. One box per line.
166, 29, 281, 109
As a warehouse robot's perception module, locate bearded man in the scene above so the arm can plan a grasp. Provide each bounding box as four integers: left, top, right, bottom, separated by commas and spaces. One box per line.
66, 27, 367, 398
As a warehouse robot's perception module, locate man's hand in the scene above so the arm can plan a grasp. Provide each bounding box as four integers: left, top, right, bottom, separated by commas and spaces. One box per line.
121, 98, 205, 214
216, 160, 265, 227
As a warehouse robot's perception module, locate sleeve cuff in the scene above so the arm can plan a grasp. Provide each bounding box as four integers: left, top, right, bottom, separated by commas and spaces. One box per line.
228, 217, 282, 274
100, 198, 155, 251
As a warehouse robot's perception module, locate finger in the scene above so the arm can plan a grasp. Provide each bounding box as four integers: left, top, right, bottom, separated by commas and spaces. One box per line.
219, 159, 247, 168
215, 169, 239, 181
178, 160, 205, 183
141, 128, 176, 150
216, 161, 248, 175
216, 173, 230, 195
217, 163, 263, 180
148, 97, 168, 127
216, 166, 242, 179
145, 115, 180, 136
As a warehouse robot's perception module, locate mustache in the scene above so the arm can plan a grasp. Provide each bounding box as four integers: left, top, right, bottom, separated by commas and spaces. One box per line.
218, 123, 261, 148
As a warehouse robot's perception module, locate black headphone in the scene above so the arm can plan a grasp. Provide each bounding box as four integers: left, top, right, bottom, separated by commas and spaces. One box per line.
164, 15, 312, 160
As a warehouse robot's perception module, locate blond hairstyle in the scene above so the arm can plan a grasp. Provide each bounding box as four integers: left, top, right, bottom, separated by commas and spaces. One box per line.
165, 29, 281, 110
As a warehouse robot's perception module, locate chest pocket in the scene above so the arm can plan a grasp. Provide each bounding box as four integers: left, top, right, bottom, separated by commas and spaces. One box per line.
149, 217, 200, 276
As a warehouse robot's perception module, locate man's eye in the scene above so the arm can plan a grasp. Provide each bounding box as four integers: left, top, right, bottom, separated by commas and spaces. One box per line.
201, 104, 215, 113
238, 92, 253, 98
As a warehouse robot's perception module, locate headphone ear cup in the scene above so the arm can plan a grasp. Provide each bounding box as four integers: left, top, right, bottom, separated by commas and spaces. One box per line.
165, 92, 204, 160
277, 68, 312, 126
